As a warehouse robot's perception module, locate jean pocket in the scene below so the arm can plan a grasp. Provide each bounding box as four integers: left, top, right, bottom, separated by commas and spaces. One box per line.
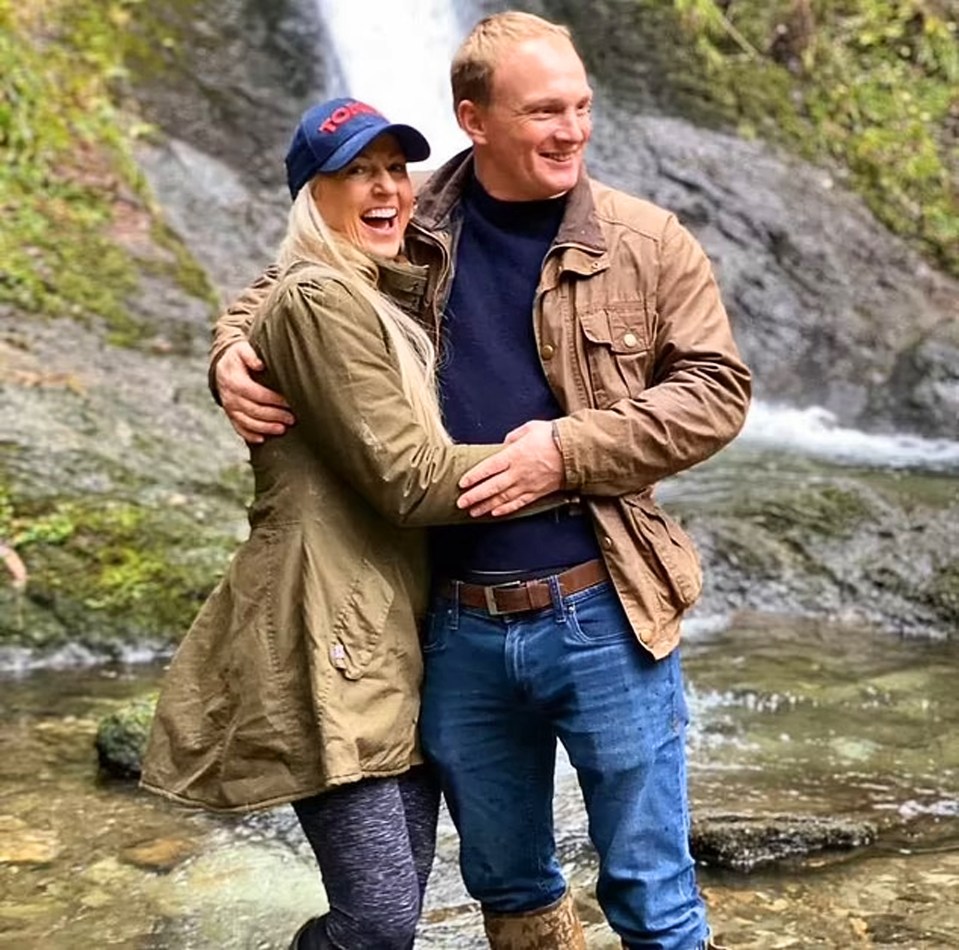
565, 585, 634, 646
421, 605, 450, 655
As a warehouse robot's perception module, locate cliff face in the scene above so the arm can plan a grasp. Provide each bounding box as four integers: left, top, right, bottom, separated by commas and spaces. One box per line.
1, 0, 956, 661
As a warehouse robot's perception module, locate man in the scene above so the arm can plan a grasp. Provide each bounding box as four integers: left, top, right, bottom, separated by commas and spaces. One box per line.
212, 12, 749, 950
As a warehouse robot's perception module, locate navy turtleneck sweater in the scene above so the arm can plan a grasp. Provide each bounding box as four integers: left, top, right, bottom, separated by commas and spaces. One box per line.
429, 175, 600, 579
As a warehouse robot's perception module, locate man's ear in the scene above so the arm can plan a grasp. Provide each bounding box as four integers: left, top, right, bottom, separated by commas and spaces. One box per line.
456, 100, 488, 146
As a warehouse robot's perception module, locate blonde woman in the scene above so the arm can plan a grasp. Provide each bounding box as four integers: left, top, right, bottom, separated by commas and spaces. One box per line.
142, 99, 510, 950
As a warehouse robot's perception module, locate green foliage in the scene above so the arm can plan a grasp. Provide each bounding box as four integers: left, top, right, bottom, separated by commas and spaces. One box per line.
0, 481, 76, 547
0, 0, 211, 339
669, 0, 959, 275
0, 481, 231, 648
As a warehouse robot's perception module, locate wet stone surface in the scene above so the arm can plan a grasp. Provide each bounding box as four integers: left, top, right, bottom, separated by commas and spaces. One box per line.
2, 614, 958, 948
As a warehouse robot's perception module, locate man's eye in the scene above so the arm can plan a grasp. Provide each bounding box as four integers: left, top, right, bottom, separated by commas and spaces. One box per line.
389, 163, 408, 175
346, 164, 368, 177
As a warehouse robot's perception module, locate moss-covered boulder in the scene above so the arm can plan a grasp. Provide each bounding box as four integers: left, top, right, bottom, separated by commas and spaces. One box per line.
95, 694, 157, 778
673, 454, 959, 637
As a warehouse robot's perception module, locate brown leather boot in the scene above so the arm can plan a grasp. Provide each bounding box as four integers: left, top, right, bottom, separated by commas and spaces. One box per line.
483, 889, 587, 949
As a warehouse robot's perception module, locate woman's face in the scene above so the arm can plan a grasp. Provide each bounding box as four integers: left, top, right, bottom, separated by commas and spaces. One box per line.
310, 133, 414, 259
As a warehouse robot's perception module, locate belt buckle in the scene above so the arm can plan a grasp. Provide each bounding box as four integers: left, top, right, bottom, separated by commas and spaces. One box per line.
484, 585, 506, 616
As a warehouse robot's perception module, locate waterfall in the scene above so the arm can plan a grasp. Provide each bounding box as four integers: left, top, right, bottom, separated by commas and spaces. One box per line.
316, 0, 469, 166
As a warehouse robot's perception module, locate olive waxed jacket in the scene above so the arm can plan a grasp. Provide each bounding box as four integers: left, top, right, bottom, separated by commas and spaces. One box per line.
141, 260, 499, 812
209, 152, 752, 659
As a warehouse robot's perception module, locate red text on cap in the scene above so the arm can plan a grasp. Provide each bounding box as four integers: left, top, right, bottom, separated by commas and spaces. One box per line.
319, 101, 380, 134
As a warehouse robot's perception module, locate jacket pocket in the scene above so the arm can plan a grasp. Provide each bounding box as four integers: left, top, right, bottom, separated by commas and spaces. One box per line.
623, 496, 703, 610
329, 557, 396, 680
578, 300, 651, 405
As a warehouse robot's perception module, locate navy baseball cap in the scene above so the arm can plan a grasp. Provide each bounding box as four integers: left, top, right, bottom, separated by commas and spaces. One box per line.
285, 98, 431, 199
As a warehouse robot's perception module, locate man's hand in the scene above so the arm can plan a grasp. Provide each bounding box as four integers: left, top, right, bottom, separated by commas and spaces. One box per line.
216, 341, 295, 443
457, 420, 564, 517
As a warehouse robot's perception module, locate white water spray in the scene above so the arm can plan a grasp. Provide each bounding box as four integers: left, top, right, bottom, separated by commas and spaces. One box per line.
316, 0, 469, 166
740, 402, 959, 471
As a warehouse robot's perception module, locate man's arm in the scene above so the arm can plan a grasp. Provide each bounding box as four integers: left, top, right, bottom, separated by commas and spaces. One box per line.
210, 266, 295, 443
458, 216, 751, 512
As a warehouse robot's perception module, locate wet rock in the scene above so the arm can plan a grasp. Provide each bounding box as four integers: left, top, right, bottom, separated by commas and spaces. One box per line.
121, 836, 198, 873
676, 460, 959, 638
0, 816, 63, 865
586, 112, 959, 441
95, 695, 157, 778
691, 813, 877, 872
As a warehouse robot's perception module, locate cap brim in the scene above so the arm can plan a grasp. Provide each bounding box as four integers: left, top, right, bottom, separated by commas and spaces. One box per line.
320, 123, 431, 172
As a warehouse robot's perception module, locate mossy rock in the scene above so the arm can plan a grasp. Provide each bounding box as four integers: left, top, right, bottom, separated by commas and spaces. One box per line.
691, 812, 877, 872
0, 483, 236, 654
95, 694, 157, 778
925, 560, 959, 626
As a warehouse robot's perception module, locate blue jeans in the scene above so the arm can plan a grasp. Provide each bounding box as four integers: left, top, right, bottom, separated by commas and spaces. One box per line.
420, 580, 708, 950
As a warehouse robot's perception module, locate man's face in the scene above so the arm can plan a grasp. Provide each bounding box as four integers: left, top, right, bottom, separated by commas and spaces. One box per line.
461, 35, 592, 202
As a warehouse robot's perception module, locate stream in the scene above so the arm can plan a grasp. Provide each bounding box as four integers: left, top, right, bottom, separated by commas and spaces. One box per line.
2, 598, 957, 948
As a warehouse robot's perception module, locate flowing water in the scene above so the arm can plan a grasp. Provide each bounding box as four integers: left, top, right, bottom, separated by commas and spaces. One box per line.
2, 603, 958, 949
314, 0, 470, 165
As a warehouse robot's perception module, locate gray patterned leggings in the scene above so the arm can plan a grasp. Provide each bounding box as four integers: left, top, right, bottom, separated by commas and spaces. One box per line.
291, 766, 441, 950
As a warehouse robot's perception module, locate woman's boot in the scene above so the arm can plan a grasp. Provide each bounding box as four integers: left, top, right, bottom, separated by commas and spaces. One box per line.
483, 889, 587, 949
290, 915, 334, 950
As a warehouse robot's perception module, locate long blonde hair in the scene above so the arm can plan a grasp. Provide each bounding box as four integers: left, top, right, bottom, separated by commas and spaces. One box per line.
269, 182, 449, 442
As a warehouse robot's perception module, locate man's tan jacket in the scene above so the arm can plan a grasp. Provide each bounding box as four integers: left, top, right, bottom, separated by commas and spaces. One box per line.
211, 154, 751, 658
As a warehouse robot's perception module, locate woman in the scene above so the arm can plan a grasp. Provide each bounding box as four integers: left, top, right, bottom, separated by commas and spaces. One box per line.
140, 98, 507, 950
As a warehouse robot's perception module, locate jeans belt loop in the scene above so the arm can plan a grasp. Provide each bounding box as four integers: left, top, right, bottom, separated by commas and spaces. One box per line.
547, 574, 566, 624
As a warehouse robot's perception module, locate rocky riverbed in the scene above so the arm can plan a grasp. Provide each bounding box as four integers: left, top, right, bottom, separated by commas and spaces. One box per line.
3, 612, 958, 948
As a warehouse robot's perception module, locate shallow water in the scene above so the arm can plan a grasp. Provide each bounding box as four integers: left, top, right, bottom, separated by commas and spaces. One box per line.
1, 616, 958, 949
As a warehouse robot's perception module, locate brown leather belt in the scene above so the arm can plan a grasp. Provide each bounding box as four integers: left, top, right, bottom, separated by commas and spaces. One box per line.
439, 559, 608, 617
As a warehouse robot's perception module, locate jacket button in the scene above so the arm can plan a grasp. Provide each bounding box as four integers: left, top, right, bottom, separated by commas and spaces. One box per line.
541, 343, 556, 360
638, 628, 652, 644
623, 332, 639, 348
602, 535, 613, 549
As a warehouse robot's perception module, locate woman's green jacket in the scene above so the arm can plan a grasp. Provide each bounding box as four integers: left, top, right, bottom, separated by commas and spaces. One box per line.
141, 260, 498, 812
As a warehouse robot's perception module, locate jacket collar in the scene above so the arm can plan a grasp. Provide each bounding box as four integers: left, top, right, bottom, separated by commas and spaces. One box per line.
374, 255, 429, 316
413, 148, 606, 256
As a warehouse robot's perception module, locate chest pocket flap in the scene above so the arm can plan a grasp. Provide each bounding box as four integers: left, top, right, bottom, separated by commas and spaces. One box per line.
579, 300, 651, 354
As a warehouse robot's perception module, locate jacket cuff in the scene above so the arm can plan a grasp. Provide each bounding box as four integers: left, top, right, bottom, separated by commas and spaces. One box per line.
551, 417, 583, 492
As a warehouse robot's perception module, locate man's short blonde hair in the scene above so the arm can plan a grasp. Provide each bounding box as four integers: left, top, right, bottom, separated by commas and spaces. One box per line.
451, 11, 572, 110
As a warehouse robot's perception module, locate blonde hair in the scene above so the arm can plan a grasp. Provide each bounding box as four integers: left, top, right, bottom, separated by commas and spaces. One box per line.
269, 183, 449, 442
451, 11, 572, 109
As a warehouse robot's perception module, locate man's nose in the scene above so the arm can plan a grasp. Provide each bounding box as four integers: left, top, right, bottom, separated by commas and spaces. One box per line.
554, 108, 589, 142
